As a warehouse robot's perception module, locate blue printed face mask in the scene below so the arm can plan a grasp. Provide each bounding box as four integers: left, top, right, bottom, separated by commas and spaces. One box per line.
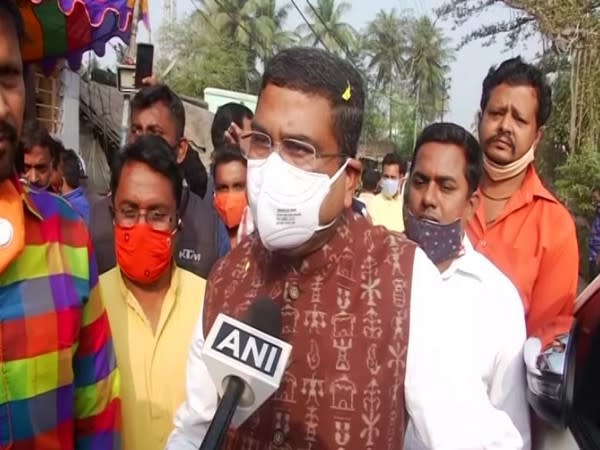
404, 210, 463, 265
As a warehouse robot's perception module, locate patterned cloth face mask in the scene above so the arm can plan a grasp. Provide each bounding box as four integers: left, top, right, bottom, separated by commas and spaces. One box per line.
404, 210, 463, 265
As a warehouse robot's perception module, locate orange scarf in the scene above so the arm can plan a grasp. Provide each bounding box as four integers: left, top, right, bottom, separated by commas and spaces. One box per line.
0, 179, 25, 274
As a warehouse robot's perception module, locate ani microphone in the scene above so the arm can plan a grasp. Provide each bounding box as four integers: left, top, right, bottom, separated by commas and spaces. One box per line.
199, 297, 292, 450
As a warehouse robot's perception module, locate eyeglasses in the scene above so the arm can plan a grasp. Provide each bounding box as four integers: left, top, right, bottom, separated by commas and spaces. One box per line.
112, 206, 175, 231
240, 131, 349, 171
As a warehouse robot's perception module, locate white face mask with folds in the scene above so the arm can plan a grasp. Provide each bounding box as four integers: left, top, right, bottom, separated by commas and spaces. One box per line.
247, 153, 348, 251
381, 178, 400, 198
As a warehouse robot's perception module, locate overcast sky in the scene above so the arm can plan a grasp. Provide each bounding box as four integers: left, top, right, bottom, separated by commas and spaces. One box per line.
120, 0, 541, 128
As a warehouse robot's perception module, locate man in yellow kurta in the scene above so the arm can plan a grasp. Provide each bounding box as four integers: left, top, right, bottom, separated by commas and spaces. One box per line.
368, 152, 406, 232
99, 135, 206, 450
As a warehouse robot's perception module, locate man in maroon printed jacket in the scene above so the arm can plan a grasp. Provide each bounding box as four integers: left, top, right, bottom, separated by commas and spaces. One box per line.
167, 47, 524, 449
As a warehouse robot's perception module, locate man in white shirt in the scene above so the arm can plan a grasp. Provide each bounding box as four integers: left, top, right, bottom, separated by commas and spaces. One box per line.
403, 122, 530, 449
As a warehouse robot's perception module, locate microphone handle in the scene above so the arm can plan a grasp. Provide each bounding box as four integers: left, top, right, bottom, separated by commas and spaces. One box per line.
199, 376, 246, 450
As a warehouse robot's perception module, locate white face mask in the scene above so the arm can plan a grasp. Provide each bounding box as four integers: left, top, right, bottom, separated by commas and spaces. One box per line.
381, 178, 400, 198
247, 153, 349, 251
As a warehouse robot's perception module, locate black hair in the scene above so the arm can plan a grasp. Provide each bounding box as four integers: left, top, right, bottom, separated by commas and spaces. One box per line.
111, 134, 183, 210
480, 56, 552, 128
382, 152, 406, 174
0, 1, 25, 42
211, 145, 247, 179
180, 148, 208, 199
22, 126, 62, 169
260, 47, 365, 158
59, 148, 83, 189
131, 84, 186, 139
411, 122, 483, 196
211, 103, 254, 149
361, 169, 380, 192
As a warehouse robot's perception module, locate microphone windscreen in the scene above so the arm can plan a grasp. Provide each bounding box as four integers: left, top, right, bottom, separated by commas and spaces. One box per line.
245, 297, 282, 339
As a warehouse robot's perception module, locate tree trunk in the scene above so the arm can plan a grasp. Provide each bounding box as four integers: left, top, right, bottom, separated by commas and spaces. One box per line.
568, 45, 600, 154
413, 84, 420, 149
569, 47, 581, 153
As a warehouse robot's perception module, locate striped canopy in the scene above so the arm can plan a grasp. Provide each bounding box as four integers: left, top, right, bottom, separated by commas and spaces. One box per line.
20, 0, 149, 72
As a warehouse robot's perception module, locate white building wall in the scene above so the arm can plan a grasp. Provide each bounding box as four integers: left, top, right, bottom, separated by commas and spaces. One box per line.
203, 87, 257, 114
59, 69, 80, 152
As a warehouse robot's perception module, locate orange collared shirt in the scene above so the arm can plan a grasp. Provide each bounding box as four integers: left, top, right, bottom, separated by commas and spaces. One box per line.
466, 165, 578, 345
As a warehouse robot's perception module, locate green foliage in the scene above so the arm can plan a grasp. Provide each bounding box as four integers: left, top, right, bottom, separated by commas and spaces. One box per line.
407, 16, 454, 125
364, 9, 409, 88
157, 0, 295, 96
536, 54, 571, 181
555, 149, 600, 219
362, 92, 388, 143
297, 0, 357, 56
156, 0, 453, 144
362, 9, 453, 140
392, 106, 417, 160
436, 0, 538, 49
157, 13, 253, 96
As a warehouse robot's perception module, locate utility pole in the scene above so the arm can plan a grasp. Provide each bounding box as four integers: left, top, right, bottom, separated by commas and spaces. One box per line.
120, 0, 142, 148
127, 0, 142, 61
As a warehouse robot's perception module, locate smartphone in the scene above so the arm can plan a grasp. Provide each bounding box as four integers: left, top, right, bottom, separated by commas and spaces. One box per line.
135, 43, 154, 88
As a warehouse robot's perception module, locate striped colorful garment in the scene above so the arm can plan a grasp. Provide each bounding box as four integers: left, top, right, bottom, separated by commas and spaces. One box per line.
0, 178, 121, 449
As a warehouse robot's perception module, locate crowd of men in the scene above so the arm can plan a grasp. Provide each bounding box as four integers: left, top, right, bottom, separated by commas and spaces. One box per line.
0, 0, 582, 449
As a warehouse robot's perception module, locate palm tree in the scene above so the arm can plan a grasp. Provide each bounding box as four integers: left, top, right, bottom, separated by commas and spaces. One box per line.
364, 9, 411, 138
195, 0, 254, 46
193, 0, 296, 91
296, 0, 356, 56
406, 16, 454, 126
250, 0, 296, 65
158, 10, 251, 95
192, 0, 255, 90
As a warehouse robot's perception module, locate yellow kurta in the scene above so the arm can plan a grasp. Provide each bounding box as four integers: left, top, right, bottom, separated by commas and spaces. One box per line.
100, 266, 206, 450
367, 192, 405, 232
357, 191, 376, 211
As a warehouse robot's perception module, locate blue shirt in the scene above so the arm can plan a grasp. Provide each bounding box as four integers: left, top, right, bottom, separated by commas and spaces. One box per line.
64, 187, 90, 225
217, 218, 231, 257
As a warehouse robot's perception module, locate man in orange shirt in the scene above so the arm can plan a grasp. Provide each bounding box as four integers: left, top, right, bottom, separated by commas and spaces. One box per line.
467, 56, 578, 349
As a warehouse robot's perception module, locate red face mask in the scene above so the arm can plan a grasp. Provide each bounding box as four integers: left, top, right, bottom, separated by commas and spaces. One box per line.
213, 191, 248, 229
115, 223, 173, 284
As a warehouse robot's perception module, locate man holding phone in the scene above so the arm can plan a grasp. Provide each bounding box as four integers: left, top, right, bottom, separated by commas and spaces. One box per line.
135, 43, 154, 88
